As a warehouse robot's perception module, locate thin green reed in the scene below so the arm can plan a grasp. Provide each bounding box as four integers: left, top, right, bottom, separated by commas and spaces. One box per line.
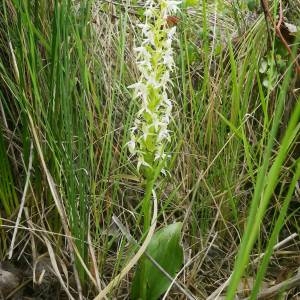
226, 53, 299, 299
250, 159, 300, 299
3, 0, 92, 281
49, 0, 93, 281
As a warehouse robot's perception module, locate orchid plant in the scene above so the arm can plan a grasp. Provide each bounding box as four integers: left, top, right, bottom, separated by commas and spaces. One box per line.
127, 1, 181, 297
128, 0, 181, 181
128, 0, 180, 232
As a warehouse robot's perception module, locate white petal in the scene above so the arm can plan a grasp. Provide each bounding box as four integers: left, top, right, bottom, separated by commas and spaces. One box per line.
128, 140, 136, 154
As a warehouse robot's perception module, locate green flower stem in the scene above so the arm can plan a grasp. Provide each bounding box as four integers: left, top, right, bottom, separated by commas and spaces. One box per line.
140, 161, 164, 299
133, 174, 155, 300
141, 159, 164, 230
142, 174, 156, 232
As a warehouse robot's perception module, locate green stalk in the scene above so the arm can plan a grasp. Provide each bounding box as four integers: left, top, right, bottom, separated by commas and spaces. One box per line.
138, 174, 155, 300
142, 174, 156, 232
139, 159, 165, 298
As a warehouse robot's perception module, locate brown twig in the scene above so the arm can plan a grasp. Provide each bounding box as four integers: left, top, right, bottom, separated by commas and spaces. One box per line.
243, 272, 300, 300
275, 0, 292, 55
260, 0, 273, 48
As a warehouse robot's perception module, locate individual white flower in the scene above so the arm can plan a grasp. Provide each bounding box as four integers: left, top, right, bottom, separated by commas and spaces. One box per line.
137, 154, 152, 172
128, 81, 148, 100
144, 2, 157, 18
155, 149, 166, 161
141, 124, 151, 141
161, 114, 170, 124
137, 23, 151, 37
162, 0, 181, 16
138, 60, 152, 71
157, 127, 170, 142
146, 74, 161, 88
167, 26, 177, 39
163, 49, 175, 70
163, 97, 173, 110
128, 140, 136, 154
134, 46, 151, 60
142, 28, 155, 46
160, 71, 171, 86
151, 114, 162, 131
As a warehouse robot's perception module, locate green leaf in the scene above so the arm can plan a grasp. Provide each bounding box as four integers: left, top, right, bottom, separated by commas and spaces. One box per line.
131, 223, 183, 300
247, 0, 257, 11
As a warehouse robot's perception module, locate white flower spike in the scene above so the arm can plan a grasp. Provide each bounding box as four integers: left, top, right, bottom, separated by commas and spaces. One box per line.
128, 0, 181, 177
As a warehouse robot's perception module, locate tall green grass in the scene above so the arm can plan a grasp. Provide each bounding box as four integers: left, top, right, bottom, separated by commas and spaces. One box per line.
0, 0, 96, 285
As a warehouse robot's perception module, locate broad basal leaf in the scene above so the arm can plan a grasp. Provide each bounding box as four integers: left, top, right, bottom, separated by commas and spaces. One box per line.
131, 222, 183, 300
